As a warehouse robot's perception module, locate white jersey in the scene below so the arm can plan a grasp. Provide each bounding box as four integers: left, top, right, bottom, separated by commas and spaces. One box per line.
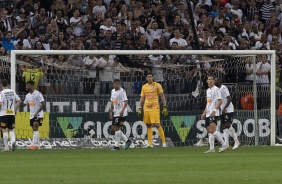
23, 90, 45, 119
219, 85, 234, 113
205, 85, 222, 117
110, 87, 128, 117
257, 62, 270, 84
245, 63, 257, 82
0, 89, 20, 116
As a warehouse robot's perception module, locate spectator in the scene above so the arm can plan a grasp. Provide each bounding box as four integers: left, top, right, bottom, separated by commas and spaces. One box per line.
14, 32, 32, 50
260, 0, 275, 25
146, 19, 166, 47
100, 17, 117, 35
231, 1, 243, 22
33, 7, 49, 34
99, 30, 115, 49
251, 12, 262, 26
245, 57, 257, 83
0, 26, 26, 51
98, 54, 114, 94
257, 55, 271, 84
247, 0, 258, 21
92, 0, 107, 16
66, 55, 83, 94
267, 27, 281, 43
169, 27, 187, 49
83, 55, 99, 94
70, 9, 86, 36
255, 34, 270, 50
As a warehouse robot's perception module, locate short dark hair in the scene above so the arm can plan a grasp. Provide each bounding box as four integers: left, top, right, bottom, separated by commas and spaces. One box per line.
147, 72, 153, 76
1, 79, 8, 87
114, 79, 121, 83
207, 75, 216, 80
26, 81, 35, 85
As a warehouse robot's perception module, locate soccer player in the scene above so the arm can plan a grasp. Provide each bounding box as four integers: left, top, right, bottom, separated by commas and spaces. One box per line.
0, 79, 21, 152
22, 68, 44, 89
109, 79, 132, 150
201, 75, 228, 153
138, 73, 168, 148
22, 81, 45, 150
215, 78, 241, 149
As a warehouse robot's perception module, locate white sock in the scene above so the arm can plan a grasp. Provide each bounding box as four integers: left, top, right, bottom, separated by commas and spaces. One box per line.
115, 131, 121, 147
33, 131, 40, 146
9, 131, 16, 143
208, 133, 215, 150
223, 129, 229, 146
120, 131, 128, 142
213, 131, 227, 147
3, 132, 9, 150
229, 126, 238, 143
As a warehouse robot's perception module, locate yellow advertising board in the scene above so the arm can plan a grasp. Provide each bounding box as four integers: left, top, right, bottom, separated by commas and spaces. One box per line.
15, 112, 50, 138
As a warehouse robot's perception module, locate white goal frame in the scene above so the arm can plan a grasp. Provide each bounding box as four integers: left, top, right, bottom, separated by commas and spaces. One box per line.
11, 50, 276, 146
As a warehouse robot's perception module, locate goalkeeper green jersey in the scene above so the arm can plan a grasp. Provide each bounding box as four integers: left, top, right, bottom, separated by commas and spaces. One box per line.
22, 69, 44, 89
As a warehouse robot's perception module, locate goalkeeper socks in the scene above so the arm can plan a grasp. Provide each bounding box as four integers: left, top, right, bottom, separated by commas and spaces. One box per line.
213, 131, 226, 147
229, 126, 238, 142
9, 131, 16, 143
208, 133, 215, 150
157, 127, 166, 144
33, 131, 40, 146
115, 131, 121, 147
3, 132, 8, 150
120, 131, 128, 142
223, 129, 230, 147
147, 127, 153, 146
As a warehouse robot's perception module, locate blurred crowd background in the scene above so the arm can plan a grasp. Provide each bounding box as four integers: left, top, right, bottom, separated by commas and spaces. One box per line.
0, 0, 280, 98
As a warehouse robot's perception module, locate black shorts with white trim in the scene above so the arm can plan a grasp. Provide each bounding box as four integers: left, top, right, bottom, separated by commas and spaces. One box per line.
205, 116, 219, 127
220, 112, 234, 124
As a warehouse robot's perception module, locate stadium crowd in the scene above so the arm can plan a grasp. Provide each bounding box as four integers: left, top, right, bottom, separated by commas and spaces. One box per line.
0, 0, 280, 96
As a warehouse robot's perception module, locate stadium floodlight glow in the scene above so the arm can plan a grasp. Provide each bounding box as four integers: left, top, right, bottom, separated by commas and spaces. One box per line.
11, 49, 276, 146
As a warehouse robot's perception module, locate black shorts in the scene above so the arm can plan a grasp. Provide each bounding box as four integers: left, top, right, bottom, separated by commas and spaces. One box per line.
0, 115, 15, 129
205, 116, 219, 127
220, 112, 233, 124
30, 118, 43, 127
112, 116, 126, 126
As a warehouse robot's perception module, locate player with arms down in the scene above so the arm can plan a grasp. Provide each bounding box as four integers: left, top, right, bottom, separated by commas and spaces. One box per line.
215, 77, 240, 149
201, 75, 229, 153
110, 79, 132, 150
138, 73, 168, 148
22, 81, 45, 150
0, 79, 21, 152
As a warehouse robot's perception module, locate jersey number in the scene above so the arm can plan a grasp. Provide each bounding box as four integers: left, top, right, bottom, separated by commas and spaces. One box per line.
30, 74, 35, 82
6, 99, 13, 109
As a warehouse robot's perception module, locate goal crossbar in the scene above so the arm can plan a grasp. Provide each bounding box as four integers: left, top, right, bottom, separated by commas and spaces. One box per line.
11, 50, 277, 146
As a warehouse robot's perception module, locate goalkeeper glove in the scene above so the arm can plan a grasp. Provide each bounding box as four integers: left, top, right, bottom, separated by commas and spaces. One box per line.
162, 106, 168, 117
138, 107, 142, 118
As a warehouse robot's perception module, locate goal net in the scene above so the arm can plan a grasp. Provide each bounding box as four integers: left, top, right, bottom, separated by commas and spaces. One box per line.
2, 50, 276, 149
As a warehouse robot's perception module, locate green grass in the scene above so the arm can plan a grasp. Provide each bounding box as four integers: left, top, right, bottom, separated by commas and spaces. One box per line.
0, 147, 281, 184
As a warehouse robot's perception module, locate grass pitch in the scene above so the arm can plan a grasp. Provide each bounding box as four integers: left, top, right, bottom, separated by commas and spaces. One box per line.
0, 147, 281, 184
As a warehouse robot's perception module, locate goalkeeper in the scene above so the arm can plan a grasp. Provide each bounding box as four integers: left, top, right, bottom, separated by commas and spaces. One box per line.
138, 73, 168, 148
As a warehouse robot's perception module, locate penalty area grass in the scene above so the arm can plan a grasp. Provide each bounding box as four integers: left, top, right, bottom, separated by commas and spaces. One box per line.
0, 146, 281, 184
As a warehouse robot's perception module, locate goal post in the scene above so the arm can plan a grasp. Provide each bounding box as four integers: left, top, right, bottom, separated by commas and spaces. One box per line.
10, 49, 277, 146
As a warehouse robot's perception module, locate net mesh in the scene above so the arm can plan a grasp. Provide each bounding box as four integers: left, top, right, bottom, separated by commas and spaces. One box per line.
1, 53, 272, 147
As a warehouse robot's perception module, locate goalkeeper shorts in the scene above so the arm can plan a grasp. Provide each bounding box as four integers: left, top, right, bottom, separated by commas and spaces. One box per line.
143, 111, 160, 124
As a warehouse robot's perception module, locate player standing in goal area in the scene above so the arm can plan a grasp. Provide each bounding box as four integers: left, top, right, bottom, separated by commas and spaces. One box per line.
215, 78, 241, 149
138, 73, 168, 148
22, 81, 45, 150
0, 79, 21, 152
201, 75, 229, 153
109, 79, 132, 150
